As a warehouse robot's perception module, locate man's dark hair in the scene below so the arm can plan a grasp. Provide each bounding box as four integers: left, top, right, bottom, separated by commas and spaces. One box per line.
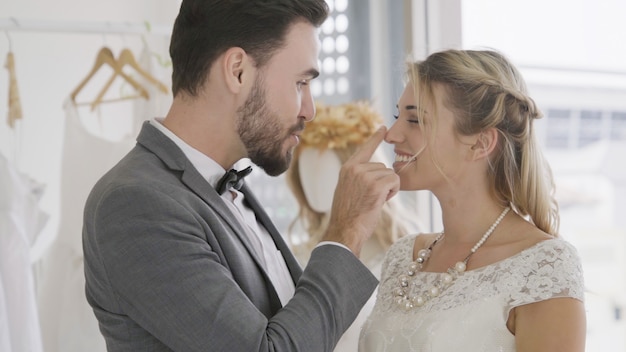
169, 0, 329, 96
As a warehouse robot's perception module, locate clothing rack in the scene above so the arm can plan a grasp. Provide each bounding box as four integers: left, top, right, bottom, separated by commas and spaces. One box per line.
0, 18, 172, 36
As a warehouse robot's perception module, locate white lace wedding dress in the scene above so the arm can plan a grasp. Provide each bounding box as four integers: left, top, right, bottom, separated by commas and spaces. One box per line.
359, 235, 584, 352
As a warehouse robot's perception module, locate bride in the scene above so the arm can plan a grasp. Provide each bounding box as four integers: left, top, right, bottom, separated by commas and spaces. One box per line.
359, 49, 586, 352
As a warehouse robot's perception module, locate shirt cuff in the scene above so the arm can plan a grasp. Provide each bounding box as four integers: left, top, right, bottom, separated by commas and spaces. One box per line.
315, 241, 353, 254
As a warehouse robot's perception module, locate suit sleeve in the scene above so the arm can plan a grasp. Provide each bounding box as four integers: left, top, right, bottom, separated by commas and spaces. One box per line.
84, 182, 378, 352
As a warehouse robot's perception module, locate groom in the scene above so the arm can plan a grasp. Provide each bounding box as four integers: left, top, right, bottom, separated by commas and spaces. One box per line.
82, 1, 400, 351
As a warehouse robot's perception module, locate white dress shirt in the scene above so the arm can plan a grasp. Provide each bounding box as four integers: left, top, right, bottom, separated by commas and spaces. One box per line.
149, 118, 295, 306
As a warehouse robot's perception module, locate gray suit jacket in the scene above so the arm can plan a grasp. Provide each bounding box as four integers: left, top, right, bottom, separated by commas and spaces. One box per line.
83, 122, 378, 351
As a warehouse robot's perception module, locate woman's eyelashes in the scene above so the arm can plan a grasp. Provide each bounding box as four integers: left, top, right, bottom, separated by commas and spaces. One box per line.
407, 116, 420, 124
393, 113, 420, 124
395, 104, 422, 124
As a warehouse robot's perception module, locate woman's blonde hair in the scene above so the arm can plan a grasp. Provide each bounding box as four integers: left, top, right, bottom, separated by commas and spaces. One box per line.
408, 49, 559, 236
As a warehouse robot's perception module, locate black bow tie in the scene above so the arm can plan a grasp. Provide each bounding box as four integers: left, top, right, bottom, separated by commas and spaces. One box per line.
215, 166, 253, 195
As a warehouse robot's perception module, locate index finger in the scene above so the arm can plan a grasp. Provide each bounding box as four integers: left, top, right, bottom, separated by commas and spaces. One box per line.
349, 126, 387, 163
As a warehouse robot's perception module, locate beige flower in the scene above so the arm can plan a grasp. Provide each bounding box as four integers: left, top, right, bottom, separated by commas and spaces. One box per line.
300, 100, 383, 150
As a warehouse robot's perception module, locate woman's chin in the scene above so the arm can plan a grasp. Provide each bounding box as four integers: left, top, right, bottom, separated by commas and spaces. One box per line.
399, 182, 412, 191
392, 161, 409, 173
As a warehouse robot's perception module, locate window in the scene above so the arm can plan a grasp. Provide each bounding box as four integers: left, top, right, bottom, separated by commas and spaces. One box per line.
312, 0, 371, 104
544, 108, 626, 149
546, 108, 573, 149
462, 0, 626, 350
579, 110, 604, 147
611, 111, 626, 140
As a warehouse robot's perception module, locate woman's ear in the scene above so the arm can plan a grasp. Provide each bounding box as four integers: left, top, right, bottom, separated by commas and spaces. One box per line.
470, 128, 499, 160
222, 47, 251, 94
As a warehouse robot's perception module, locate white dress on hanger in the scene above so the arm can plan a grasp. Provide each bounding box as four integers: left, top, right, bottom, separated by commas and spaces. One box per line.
0, 153, 48, 352
37, 44, 170, 352
37, 99, 138, 352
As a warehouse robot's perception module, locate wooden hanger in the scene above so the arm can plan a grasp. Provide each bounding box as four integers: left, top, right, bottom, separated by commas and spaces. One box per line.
117, 48, 168, 94
5, 51, 23, 128
70, 47, 149, 111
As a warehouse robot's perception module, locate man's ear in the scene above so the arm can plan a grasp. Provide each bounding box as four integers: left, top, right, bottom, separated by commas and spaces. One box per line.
470, 128, 499, 160
222, 47, 251, 94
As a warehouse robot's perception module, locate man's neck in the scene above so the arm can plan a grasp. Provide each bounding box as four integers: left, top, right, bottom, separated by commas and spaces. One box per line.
163, 93, 244, 169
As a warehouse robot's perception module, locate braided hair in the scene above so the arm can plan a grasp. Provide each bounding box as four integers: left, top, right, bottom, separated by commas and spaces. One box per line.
408, 49, 559, 236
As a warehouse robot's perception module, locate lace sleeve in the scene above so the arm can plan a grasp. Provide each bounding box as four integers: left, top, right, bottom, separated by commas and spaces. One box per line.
508, 239, 585, 308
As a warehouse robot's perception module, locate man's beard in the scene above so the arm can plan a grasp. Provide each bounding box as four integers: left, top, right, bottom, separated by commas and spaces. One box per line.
237, 75, 303, 176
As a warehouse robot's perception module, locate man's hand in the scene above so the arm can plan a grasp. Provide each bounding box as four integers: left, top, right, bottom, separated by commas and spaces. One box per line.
322, 126, 400, 256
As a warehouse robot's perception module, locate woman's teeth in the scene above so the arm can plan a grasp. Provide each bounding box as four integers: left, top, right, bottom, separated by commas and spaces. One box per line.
395, 154, 413, 162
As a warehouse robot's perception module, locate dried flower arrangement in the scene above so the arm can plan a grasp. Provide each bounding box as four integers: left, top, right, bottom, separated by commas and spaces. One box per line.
299, 100, 383, 150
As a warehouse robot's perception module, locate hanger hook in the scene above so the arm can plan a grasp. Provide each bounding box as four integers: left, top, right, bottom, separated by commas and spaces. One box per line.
3, 31, 11, 52
5, 17, 20, 51
101, 24, 108, 47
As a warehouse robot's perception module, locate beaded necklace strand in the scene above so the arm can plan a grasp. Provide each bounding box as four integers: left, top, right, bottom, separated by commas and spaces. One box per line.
392, 207, 510, 310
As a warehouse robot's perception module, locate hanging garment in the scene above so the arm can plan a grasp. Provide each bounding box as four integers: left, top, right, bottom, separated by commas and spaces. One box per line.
132, 43, 172, 135
0, 153, 48, 352
37, 100, 140, 352
37, 43, 170, 352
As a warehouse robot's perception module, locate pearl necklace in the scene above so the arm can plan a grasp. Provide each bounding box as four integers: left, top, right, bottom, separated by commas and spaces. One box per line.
392, 207, 510, 311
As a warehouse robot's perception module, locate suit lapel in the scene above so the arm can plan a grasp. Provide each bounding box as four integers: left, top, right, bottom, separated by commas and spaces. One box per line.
136, 122, 267, 271
180, 173, 285, 314
137, 122, 297, 312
